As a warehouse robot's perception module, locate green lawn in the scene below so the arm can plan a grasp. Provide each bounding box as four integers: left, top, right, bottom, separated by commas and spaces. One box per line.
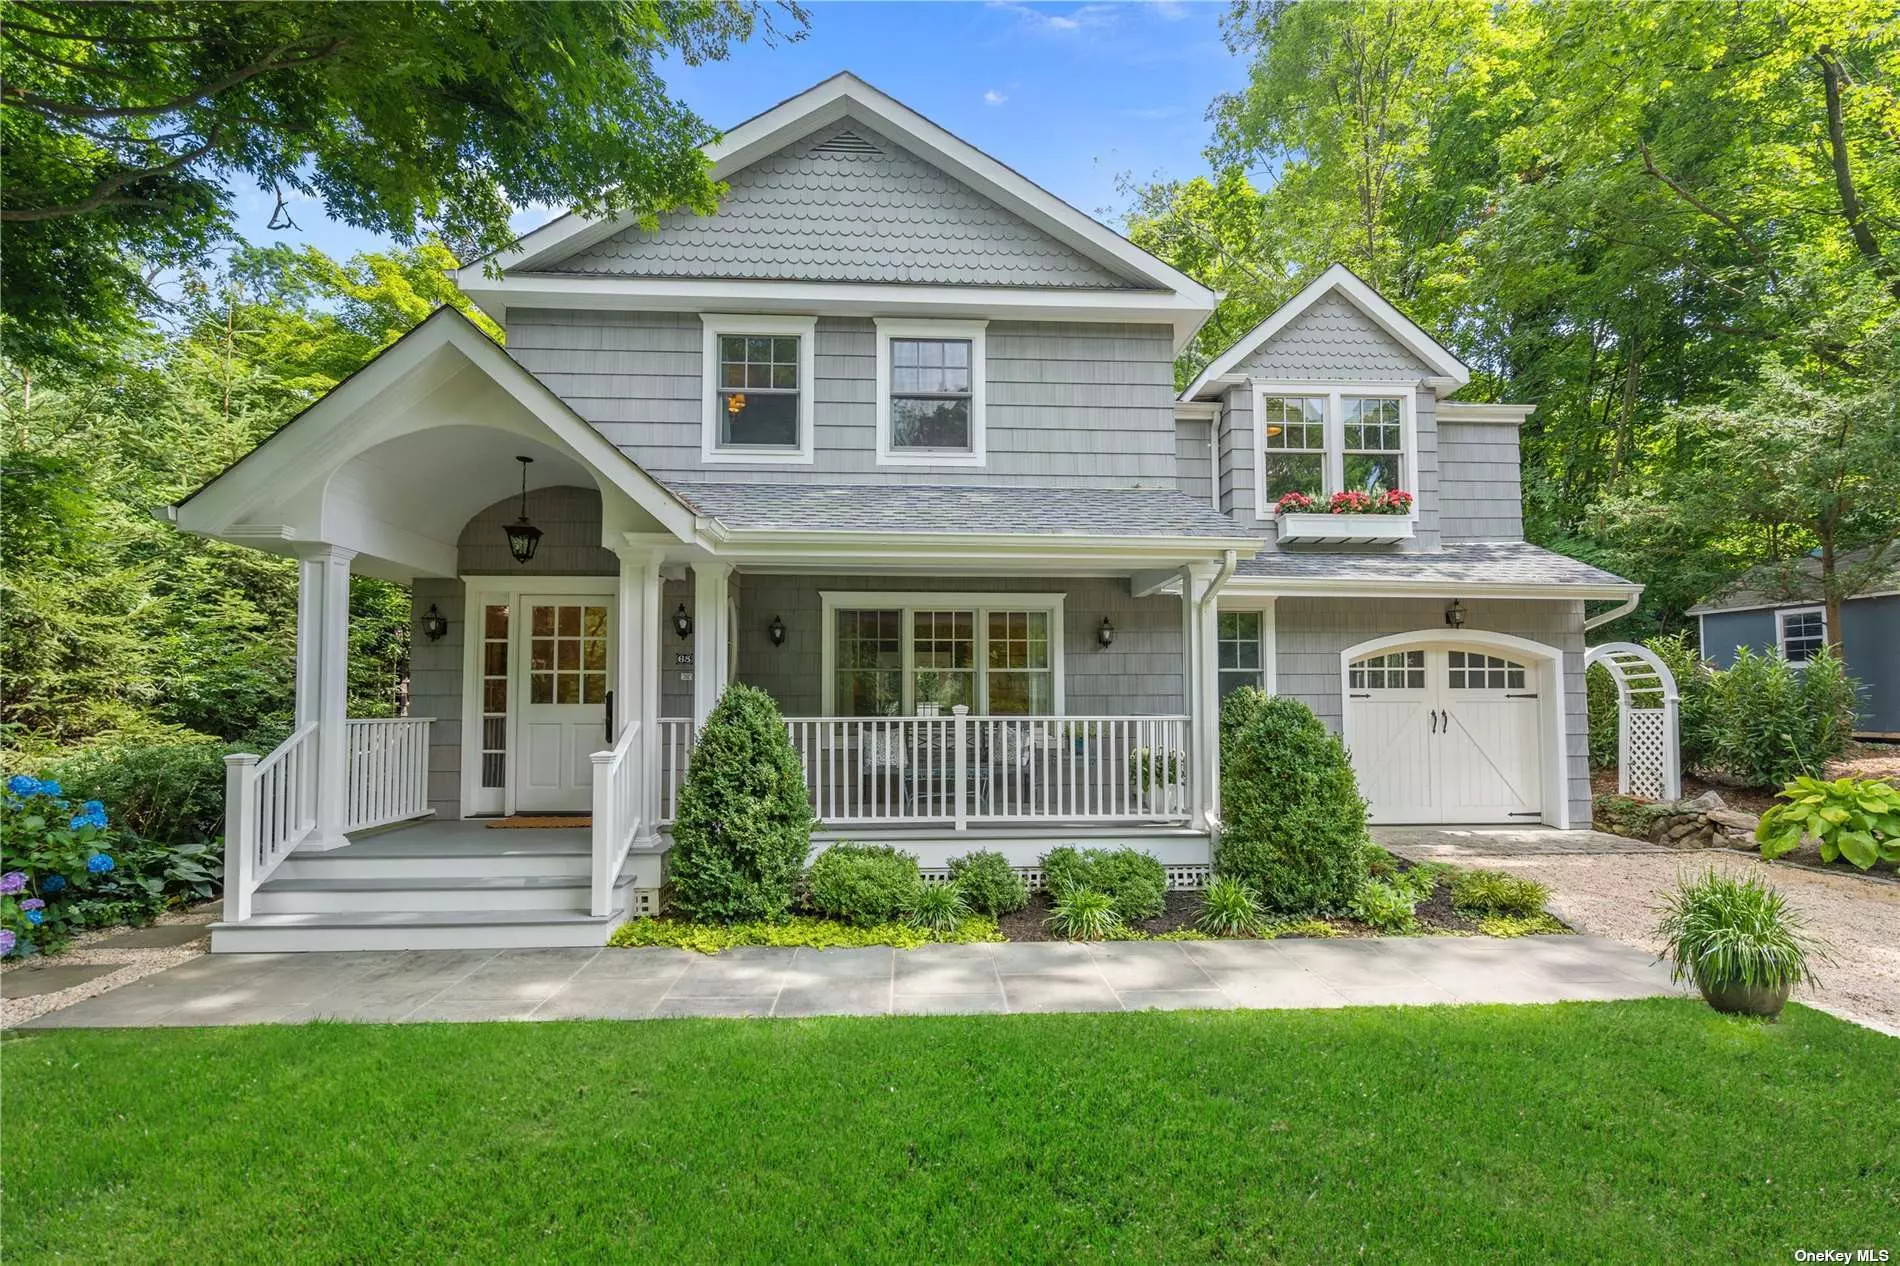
3, 1000, 1894, 1262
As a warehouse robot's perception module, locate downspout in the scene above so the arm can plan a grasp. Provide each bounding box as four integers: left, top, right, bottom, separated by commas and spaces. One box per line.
1199, 548, 1238, 834
1583, 591, 1641, 632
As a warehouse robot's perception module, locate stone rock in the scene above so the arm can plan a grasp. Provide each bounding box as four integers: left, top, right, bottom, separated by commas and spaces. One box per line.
1707, 808, 1760, 833
1678, 790, 1726, 813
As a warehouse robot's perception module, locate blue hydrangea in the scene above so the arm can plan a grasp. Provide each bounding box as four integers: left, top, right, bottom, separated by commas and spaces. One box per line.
69, 804, 108, 830
6, 775, 38, 797
40, 874, 66, 894
38, 780, 62, 798
86, 854, 114, 875
24, 909, 43, 926
0, 871, 23, 895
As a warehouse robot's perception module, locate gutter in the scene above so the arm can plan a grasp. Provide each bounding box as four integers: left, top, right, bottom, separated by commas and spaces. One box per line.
1583, 590, 1642, 631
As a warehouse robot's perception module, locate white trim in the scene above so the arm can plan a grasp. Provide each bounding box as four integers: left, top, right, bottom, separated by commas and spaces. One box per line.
1775, 604, 1828, 663
1338, 629, 1569, 829
1182, 264, 1469, 401
1437, 402, 1536, 425
699, 314, 817, 465
818, 590, 1066, 716
1250, 382, 1419, 532
873, 318, 988, 467
456, 574, 619, 820
1214, 598, 1276, 697
474, 73, 1214, 307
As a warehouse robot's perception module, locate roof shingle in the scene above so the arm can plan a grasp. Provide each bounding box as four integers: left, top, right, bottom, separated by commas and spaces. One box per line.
1233, 541, 1633, 588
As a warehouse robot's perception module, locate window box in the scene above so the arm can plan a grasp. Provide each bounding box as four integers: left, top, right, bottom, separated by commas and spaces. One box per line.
1275, 511, 1415, 545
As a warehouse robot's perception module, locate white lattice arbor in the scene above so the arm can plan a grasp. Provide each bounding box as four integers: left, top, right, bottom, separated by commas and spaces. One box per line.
1586, 642, 1681, 802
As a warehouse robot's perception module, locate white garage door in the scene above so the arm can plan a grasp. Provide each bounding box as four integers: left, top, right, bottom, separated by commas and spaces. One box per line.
1342, 646, 1545, 824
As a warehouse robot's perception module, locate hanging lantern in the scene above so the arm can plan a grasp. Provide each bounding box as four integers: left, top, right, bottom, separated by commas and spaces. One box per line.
503, 455, 542, 565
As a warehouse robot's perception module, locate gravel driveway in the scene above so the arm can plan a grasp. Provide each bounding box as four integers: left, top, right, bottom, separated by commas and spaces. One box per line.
1379, 826, 1900, 1036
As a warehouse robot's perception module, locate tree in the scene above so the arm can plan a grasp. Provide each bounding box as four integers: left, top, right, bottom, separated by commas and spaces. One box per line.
0, 0, 804, 363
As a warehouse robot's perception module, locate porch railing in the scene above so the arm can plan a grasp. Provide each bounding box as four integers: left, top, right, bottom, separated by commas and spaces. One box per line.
658, 711, 1191, 830
223, 722, 318, 922
589, 721, 642, 917
344, 717, 435, 833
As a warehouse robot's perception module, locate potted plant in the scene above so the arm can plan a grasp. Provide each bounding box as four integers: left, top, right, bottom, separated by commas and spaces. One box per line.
1127, 746, 1186, 814
1654, 869, 1824, 1019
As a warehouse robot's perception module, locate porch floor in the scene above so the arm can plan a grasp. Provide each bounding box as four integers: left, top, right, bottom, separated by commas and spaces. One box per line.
335, 818, 594, 857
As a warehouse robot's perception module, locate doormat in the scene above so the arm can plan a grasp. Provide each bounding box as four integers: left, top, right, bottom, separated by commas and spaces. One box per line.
485, 815, 591, 829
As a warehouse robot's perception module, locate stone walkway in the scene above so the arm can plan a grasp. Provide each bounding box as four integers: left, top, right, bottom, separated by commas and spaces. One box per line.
21, 934, 1682, 1028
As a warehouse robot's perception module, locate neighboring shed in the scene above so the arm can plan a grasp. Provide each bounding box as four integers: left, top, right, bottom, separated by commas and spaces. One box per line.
1689, 552, 1900, 738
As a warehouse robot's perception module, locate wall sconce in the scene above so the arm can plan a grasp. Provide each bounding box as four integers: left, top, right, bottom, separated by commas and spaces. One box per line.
673, 603, 692, 640
1445, 600, 1467, 629
768, 614, 786, 647
1097, 617, 1116, 648
420, 604, 449, 642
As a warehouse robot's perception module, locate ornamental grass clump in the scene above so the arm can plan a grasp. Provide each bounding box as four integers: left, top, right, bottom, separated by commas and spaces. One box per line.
1216, 690, 1370, 915
1195, 877, 1265, 937
904, 881, 969, 935
666, 685, 814, 923
1655, 869, 1824, 1018
946, 849, 1029, 916
1046, 886, 1122, 941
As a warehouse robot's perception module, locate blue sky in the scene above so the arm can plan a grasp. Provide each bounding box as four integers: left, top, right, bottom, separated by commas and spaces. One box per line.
229, 0, 1249, 262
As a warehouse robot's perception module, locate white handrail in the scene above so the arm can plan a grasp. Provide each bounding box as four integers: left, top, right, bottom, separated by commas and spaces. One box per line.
223, 722, 319, 922
656, 713, 1191, 830
344, 717, 435, 834
589, 720, 642, 917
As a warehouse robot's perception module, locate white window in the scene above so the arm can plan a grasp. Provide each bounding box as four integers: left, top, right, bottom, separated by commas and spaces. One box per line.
1217, 610, 1266, 698
1349, 649, 1425, 691
700, 314, 816, 464
1777, 607, 1826, 663
822, 591, 1061, 715
875, 318, 987, 466
1251, 384, 1416, 515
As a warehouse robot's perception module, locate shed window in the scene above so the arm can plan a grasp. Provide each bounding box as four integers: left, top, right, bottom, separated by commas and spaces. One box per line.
1777, 608, 1826, 664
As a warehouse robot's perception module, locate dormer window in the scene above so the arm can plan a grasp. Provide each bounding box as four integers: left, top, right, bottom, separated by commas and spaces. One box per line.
876, 318, 987, 466
700, 314, 816, 464
1251, 384, 1415, 517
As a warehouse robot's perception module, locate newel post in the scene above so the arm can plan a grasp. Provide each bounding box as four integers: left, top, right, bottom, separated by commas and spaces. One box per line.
589, 749, 616, 917
223, 753, 259, 923
952, 705, 969, 832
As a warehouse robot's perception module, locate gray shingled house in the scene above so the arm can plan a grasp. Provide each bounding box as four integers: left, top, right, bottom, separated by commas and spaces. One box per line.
165, 73, 1639, 951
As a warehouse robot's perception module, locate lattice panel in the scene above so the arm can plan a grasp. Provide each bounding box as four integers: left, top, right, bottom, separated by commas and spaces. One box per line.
1626, 708, 1667, 800
923, 865, 1208, 892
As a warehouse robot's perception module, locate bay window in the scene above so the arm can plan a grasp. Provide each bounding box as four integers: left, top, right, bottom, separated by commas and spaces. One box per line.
823, 592, 1062, 715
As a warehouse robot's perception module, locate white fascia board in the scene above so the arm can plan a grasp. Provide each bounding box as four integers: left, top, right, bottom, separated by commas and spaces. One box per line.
1180, 264, 1470, 401
171, 307, 702, 546
1436, 402, 1537, 425
454, 273, 1214, 350
1220, 575, 1642, 601
1687, 591, 1897, 617
463, 72, 1215, 312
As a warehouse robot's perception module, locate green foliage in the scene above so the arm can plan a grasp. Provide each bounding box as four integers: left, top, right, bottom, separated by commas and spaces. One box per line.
1195, 877, 1266, 937
1656, 870, 1824, 992
946, 849, 1029, 916
1348, 880, 1419, 935
0, 1, 802, 364
904, 882, 970, 936
1450, 870, 1551, 919
1758, 776, 1900, 871
1269, 918, 1337, 939
1038, 846, 1166, 921
1387, 863, 1448, 904
31, 731, 229, 845
1045, 886, 1122, 941
807, 844, 922, 928
609, 914, 1002, 955
666, 685, 814, 923
1216, 689, 1370, 915
1476, 913, 1569, 939
1, 777, 120, 954
1702, 648, 1857, 789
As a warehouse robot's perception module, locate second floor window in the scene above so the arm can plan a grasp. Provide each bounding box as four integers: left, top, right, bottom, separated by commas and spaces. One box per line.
1252, 385, 1413, 513
890, 339, 973, 451
1261, 396, 1326, 500
719, 335, 800, 449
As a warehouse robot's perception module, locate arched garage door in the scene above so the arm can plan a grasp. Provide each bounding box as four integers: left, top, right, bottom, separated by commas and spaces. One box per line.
1340, 632, 1566, 826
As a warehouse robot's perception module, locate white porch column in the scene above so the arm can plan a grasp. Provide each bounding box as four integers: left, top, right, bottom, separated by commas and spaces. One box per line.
293, 554, 323, 730
691, 561, 733, 730
614, 544, 665, 843
1180, 563, 1222, 831
304, 545, 355, 850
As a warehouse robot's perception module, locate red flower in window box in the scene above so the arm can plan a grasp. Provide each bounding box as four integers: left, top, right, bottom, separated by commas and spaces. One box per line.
1274, 491, 1318, 514
1326, 489, 1413, 516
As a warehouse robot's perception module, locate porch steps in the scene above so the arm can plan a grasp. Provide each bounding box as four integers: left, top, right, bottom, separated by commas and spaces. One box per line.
252, 873, 638, 915
209, 907, 628, 952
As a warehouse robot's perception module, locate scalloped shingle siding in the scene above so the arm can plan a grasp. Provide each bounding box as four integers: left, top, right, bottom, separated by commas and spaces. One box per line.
1235, 293, 1430, 378
553, 123, 1143, 289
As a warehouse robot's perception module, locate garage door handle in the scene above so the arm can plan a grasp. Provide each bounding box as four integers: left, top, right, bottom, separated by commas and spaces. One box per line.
1438, 709, 1448, 732
1429, 710, 1437, 734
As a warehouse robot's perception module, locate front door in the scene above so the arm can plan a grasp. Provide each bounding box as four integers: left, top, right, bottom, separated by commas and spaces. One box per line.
1343, 645, 1544, 824
515, 596, 614, 812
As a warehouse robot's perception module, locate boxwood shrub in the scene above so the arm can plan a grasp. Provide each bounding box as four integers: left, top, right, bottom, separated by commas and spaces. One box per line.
666, 685, 814, 923
1040, 846, 1166, 921
808, 844, 922, 926
1216, 689, 1369, 915
946, 848, 1029, 916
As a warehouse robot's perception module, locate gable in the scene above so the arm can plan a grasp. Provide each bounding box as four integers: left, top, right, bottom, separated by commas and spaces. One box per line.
551, 121, 1144, 290
1233, 292, 1432, 380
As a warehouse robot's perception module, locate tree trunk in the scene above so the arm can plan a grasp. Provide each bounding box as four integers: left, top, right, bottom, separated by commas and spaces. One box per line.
1818, 49, 1900, 305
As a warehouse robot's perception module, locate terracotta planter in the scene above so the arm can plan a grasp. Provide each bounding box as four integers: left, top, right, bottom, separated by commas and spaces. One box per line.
1696, 977, 1792, 1019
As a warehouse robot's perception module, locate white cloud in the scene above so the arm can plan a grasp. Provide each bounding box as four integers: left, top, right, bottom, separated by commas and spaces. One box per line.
984, 89, 1008, 106
986, 1, 1118, 35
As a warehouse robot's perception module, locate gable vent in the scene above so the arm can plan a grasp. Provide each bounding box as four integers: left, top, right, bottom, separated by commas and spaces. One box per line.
810, 129, 882, 156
